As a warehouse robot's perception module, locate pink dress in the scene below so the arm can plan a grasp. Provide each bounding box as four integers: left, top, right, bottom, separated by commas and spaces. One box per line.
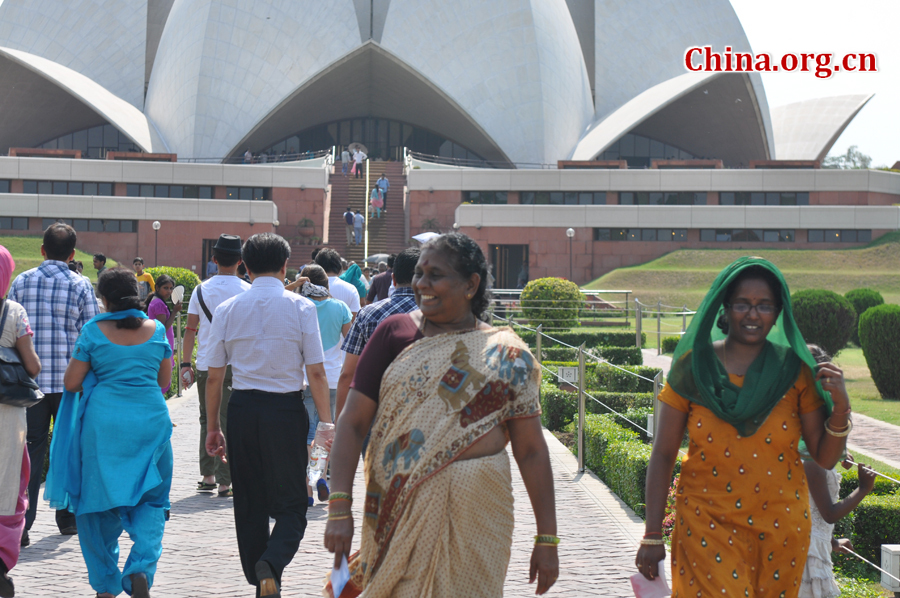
147, 297, 175, 393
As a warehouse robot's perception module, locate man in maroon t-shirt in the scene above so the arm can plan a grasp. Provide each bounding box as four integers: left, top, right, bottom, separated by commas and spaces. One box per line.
365, 254, 395, 303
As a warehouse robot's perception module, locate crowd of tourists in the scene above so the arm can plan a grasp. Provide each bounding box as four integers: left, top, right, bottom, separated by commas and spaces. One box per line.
0, 221, 863, 598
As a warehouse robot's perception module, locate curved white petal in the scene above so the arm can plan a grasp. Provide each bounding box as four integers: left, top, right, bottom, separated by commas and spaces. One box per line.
772, 94, 874, 161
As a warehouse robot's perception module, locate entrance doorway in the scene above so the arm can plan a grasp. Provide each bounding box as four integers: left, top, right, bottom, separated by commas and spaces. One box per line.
201, 239, 216, 279
490, 244, 529, 290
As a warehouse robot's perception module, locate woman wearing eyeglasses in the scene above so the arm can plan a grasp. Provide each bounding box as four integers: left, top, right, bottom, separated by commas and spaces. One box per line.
634, 258, 851, 598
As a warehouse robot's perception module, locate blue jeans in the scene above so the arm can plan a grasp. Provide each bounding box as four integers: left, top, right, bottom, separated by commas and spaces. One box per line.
341, 162, 348, 175
354, 226, 362, 245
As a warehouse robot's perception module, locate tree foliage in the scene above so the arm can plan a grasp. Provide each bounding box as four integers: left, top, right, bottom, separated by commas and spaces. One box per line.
823, 145, 872, 169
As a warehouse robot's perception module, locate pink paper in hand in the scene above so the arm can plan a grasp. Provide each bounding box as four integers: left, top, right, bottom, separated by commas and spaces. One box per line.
630, 560, 670, 598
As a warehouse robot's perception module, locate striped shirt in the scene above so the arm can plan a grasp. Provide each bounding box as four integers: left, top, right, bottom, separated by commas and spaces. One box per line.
340, 286, 417, 356
8, 260, 99, 393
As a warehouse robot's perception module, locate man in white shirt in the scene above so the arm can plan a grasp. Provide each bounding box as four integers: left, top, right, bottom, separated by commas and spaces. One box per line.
352, 148, 366, 178
205, 233, 332, 598
315, 248, 360, 320
340, 148, 350, 176
181, 234, 250, 497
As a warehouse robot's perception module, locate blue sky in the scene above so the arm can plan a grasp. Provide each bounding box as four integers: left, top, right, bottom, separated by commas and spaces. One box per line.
730, 0, 897, 167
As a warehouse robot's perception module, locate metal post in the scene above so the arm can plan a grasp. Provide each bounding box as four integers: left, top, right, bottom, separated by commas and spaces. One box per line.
624, 291, 630, 326
651, 371, 663, 441
175, 313, 183, 397
577, 343, 586, 472
635, 301, 642, 349
682, 304, 688, 333
364, 158, 370, 259
535, 324, 543, 365
657, 300, 662, 355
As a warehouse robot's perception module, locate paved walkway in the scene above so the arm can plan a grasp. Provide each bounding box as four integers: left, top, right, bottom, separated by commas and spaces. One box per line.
14, 386, 644, 597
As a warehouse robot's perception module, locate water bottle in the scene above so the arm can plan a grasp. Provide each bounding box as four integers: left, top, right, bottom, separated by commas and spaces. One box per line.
307, 422, 335, 486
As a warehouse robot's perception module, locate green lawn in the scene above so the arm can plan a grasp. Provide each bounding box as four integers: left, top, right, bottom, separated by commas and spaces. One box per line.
833, 347, 900, 426
0, 235, 117, 282
585, 232, 900, 307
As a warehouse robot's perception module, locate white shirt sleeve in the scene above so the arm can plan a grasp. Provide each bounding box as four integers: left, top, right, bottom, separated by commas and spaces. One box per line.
187, 287, 200, 316
206, 303, 229, 368
299, 302, 325, 365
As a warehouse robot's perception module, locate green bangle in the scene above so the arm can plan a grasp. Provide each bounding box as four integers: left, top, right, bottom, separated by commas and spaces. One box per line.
329, 492, 352, 504
534, 535, 560, 545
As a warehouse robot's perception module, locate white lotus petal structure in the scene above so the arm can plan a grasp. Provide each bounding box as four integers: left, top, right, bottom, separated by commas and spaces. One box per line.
0, 0, 870, 166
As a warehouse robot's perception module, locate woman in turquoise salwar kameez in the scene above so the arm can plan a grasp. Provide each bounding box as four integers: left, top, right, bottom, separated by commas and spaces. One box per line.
48, 268, 173, 598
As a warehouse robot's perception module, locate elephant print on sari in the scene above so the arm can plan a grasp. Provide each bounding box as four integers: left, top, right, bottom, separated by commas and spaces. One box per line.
437, 341, 487, 410
382, 429, 426, 477
485, 344, 535, 387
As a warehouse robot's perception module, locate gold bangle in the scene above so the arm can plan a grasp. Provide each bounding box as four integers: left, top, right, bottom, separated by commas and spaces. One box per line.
328, 511, 352, 518
640, 538, 665, 546
534, 535, 560, 545
535, 542, 559, 548
329, 492, 352, 503
825, 416, 853, 438
328, 514, 352, 521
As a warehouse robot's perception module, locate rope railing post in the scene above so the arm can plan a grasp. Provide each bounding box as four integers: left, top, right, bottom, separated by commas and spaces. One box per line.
535, 325, 543, 365
577, 343, 586, 473
635, 300, 642, 349
682, 305, 688, 333
625, 291, 630, 326
652, 371, 663, 441
176, 312, 183, 398
657, 300, 662, 355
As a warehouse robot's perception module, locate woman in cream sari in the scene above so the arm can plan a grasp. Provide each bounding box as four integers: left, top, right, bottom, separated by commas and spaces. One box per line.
324, 233, 558, 597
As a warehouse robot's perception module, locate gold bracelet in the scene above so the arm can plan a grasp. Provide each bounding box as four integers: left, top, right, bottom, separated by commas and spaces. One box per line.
534, 535, 560, 545
535, 542, 559, 548
640, 538, 665, 546
825, 416, 853, 438
328, 514, 352, 521
329, 492, 352, 503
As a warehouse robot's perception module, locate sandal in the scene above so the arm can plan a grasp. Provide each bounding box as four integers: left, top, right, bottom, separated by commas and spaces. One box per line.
316, 478, 330, 502
217, 488, 233, 498
197, 481, 216, 492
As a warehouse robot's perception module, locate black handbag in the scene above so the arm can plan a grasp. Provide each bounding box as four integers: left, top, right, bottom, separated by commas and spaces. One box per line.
0, 300, 44, 408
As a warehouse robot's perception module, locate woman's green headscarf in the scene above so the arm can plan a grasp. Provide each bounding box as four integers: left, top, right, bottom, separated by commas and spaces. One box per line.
667, 257, 832, 436
340, 263, 367, 300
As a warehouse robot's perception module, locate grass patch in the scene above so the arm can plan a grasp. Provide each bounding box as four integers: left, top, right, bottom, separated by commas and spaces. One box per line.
585, 232, 900, 306
0, 235, 117, 282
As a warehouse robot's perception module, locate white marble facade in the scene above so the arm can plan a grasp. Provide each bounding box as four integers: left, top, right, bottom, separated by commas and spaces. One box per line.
0, 0, 872, 165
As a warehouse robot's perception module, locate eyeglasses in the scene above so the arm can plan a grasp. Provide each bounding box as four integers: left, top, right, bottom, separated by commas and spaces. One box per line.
727, 302, 778, 315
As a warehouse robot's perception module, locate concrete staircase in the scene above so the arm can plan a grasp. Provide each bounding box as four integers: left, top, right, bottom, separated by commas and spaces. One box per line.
328, 161, 408, 264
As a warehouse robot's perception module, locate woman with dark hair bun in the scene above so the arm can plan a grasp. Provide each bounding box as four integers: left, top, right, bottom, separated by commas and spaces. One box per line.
325, 233, 558, 596
45, 267, 174, 598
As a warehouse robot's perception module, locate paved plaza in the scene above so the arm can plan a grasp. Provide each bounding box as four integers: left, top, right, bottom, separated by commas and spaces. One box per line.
14, 386, 644, 597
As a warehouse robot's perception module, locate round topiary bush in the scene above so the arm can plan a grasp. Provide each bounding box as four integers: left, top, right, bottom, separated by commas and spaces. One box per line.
145, 266, 202, 296
520, 277, 584, 329
790, 289, 857, 357
858, 304, 900, 400
844, 288, 884, 345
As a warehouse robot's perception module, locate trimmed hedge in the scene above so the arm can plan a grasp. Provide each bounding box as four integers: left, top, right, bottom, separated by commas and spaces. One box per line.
851, 493, 900, 563
539, 384, 653, 431
844, 288, 884, 346
791, 289, 857, 356
858, 304, 900, 400
661, 336, 680, 354
539, 345, 643, 365
604, 437, 653, 517
518, 329, 644, 349
597, 364, 662, 393
520, 278, 584, 328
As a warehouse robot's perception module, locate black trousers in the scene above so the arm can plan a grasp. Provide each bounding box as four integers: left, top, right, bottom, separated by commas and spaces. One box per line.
228, 389, 309, 587
25, 392, 77, 531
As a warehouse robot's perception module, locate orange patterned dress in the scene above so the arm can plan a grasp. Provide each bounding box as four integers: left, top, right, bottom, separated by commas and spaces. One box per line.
659, 366, 824, 598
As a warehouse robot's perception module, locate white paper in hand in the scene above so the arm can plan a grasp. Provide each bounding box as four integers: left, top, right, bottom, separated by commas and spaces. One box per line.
331, 554, 350, 598
629, 559, 670, 598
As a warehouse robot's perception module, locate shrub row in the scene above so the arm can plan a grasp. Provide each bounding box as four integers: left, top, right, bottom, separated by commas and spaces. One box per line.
538, 345, 643, 365
541, 362, 662, 393
517, 329, 644, 349
851, 493, 900, 563
539, 384, 653, 431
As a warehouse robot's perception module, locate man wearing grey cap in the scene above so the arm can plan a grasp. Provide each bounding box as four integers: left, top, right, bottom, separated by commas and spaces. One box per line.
181, 234, 250, 497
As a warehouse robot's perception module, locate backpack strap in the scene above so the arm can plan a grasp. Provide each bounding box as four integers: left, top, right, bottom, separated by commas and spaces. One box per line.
197, 286, 213, 323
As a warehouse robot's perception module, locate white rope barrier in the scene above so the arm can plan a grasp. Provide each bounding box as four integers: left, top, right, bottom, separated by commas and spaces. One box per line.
843, 548, 900, 584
